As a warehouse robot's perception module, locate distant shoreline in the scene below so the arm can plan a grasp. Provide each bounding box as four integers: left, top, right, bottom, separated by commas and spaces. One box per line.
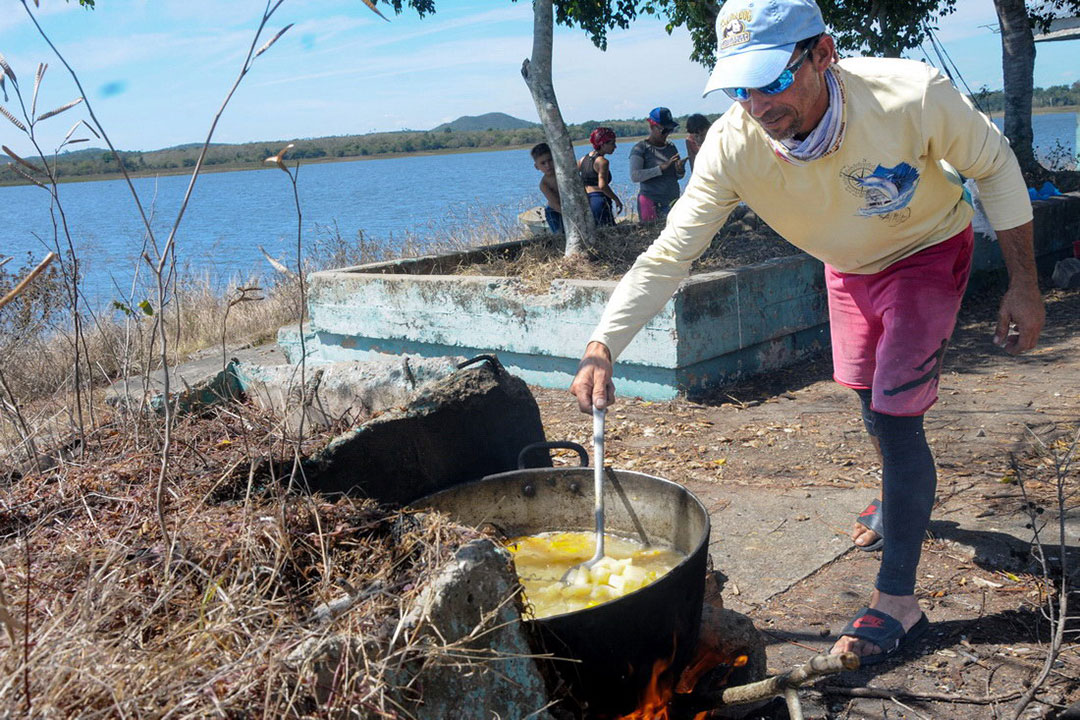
988, 104, 1079, 118
2, 104, 1078, 188
0, 136, 653, 188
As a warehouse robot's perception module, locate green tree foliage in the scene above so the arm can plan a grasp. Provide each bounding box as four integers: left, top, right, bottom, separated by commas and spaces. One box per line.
817, 0, 956, 57
1028, 0, 1080, 33
549, 0, 962, 67
972, 82, 1080, 113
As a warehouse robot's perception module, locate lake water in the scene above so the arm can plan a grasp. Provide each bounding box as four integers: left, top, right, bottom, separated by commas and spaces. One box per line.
2, 112, 1075, 309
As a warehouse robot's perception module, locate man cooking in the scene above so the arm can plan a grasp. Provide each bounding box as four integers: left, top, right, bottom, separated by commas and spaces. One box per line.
569, 0, 1043, 665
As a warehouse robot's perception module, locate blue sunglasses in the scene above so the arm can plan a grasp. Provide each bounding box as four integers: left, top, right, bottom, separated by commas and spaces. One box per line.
723, 44, 814, 102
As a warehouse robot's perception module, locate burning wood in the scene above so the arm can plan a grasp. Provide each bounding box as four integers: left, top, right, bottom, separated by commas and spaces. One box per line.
614, 644, 750, 719
672, 652, 860, 719
614, 641, 857, 719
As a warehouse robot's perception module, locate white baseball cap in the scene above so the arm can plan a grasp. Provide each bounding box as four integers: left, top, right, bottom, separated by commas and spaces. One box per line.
703, 0, 827, 97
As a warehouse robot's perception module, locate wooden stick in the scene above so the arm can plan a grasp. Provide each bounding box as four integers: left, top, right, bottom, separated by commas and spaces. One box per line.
672, 652, 858, 715
0, 252, 57, 311
820, 685, 1025, 705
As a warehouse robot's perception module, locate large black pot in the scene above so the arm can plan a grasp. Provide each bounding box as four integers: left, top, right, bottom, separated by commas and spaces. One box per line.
414, 443, 710, 717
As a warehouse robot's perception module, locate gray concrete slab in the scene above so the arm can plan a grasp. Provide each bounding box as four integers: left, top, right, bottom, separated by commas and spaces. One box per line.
680, 477, 1079, 617
684, 481, 869, 613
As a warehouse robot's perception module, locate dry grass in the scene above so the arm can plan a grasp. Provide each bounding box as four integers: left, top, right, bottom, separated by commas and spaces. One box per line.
0, 404, 489, 718
0, 270, 303, 461
455, 207, 801, 292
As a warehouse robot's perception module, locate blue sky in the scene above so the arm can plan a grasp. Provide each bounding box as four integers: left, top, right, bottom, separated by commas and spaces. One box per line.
0, 0, 1077, 157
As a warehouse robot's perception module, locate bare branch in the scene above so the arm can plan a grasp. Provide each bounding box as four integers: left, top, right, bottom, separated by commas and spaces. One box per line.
0, 252, 57, 311
360, 0, 390, 21
255, 23, 294, 57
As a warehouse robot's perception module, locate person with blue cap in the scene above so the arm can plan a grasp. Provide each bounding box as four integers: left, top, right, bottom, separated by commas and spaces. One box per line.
629, 107, 687, 221
570, 0, 1044, 665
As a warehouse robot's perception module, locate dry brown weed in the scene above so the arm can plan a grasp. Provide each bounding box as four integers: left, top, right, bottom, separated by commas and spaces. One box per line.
0, 403, 487, 718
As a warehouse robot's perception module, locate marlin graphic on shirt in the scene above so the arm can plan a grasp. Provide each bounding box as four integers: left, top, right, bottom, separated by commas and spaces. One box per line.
846, 162, 921, 217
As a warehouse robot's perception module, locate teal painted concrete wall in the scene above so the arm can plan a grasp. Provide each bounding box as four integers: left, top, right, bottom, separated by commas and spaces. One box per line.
279, 193, 1080, 401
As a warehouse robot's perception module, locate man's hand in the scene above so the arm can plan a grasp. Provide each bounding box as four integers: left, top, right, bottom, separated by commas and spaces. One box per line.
993, 222, 1045, 355
994, 281, 1044, 354
570, 341, 615, 413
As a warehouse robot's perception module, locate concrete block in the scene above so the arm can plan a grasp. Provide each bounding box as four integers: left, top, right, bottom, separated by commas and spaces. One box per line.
290, 193, 1080, 400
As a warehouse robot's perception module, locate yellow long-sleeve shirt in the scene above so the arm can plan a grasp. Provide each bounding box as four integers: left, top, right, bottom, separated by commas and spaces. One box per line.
590, 57, 1032, 360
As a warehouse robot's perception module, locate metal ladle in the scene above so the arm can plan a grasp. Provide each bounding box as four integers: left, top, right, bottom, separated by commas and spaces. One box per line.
562, 406, 607, 583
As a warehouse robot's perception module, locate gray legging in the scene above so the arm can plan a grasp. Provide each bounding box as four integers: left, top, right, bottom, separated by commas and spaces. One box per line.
855, 388, 937, 596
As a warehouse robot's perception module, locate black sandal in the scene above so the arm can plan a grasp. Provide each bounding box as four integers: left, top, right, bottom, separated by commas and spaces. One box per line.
838, 607, 929, 665
855, 498, 884, 552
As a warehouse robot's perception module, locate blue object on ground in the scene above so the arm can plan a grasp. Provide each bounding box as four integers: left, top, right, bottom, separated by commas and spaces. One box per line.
1030, 181, 1062, 201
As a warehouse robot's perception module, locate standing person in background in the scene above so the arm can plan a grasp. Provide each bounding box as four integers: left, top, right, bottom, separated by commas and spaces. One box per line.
530, 143, 562, 233
570, 0, 1043, 666
579, 127, 624, 226
684, 113, 711, 173
630, 107, 686, 221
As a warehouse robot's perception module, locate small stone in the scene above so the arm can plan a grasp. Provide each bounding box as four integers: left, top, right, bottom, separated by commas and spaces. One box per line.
1051, 257, 1080, 289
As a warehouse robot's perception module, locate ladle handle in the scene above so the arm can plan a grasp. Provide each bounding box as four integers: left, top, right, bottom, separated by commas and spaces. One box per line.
591, 407, 606, 562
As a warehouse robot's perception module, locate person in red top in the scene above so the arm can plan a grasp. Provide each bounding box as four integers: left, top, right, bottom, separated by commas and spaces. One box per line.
579, 127, 623, 226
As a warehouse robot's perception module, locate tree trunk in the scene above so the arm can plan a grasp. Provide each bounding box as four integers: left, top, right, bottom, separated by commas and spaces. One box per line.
521, 0, 594, 256
994, 0, 1039, 176
875, 6, 902, 58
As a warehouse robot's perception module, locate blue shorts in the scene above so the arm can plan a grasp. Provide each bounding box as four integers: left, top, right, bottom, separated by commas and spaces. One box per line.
587, 192, 615, 227
544, 206, 563, 233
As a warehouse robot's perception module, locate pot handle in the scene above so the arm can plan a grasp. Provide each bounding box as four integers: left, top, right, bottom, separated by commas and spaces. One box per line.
456, 354, 503, 372
517, 441, 589, 469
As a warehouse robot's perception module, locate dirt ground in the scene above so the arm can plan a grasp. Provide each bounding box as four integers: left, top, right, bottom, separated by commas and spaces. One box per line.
530, 282, 1080, 720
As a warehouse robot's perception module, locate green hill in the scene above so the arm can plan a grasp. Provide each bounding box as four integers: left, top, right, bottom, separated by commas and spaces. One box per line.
432, 112, 537, 132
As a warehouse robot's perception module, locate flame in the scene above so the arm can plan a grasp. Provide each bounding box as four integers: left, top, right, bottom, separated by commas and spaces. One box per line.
677, 649, 748, 694
615, 652, 675, 720
615, 646, 749, 720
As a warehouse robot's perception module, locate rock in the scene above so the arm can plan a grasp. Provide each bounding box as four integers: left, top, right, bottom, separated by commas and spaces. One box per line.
1051, 257, 1080, 289
304, 356, 549, 504
680, 606, 768, 719
392, 539, 554, 720
284, 540, 553, 720
235, 355, 463, 431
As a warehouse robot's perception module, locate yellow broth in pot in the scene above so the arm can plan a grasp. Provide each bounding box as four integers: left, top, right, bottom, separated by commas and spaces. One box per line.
506, 531, 685, 619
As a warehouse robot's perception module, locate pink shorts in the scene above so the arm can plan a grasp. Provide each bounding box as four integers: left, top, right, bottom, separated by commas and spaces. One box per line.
826, 225, 974, 416
637, 195, 674, 222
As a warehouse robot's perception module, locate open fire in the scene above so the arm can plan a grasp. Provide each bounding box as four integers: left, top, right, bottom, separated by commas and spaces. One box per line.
615, 645, 749, 720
